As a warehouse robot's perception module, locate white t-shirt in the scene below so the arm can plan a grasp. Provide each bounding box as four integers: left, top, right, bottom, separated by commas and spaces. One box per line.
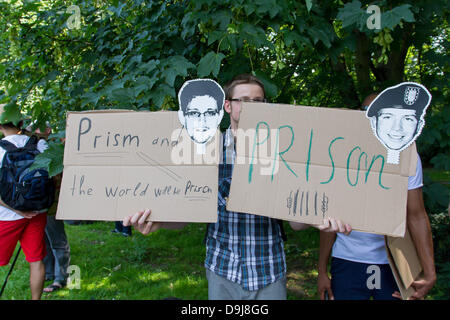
331, 155, 423, 264
0, 135, 48, 221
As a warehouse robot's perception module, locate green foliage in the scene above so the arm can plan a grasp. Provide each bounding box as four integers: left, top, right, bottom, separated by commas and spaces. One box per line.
29, 142, 64, 177
423, 174, 449, 213
0, 102, 22, 126
429, 212, 450, 299
0, 0, 448, 220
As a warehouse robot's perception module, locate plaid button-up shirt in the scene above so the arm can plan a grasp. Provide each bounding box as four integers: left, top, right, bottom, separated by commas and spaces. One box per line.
204, 128, 286, 291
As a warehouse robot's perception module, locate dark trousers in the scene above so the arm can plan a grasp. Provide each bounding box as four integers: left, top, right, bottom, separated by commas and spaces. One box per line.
330, 257, 400, 300
44, 216, 70, 284
115, 221, 131, 235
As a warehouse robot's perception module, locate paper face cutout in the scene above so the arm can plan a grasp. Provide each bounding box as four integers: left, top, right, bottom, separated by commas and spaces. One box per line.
177, 79, 225, 154
366, 82, 431, 164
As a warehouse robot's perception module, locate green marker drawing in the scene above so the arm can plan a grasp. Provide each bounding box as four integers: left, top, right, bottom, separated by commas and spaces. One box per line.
306, 129, 313, 182
321, 137, 344, 185
271, 125, 297, 181
248, 121, 270, 183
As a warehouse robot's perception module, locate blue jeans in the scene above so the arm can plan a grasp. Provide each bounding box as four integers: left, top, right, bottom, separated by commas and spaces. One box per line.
330, 257, 400, 300
44, 216, 70, 284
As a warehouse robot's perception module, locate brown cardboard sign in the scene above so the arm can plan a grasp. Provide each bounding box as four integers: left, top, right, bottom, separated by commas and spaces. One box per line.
385, 230, 424, 300
56, 110, 220, 222
227, 103, 417, 237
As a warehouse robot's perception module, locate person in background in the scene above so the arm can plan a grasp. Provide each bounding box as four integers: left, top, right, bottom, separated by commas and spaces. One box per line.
24, 122, 71, 294
112, 221, 132, 237
0, 105, 48, 300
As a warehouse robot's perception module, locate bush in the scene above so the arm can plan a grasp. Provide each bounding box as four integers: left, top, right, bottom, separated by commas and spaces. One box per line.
429, 212, 450, 299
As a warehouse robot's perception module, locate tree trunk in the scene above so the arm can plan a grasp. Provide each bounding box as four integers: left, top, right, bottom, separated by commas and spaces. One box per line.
330, 57, 360, 109
354, 30, 372, 100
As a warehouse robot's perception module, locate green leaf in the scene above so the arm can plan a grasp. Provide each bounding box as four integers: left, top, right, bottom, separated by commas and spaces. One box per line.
207, 31, 224, 46
211, 10, 231, 30
81, 92, 101, 107
101, 79, 125, 96
138, 59, 160, 73
29, 142, 64, 177
111, 88, 136, 107
197, 51, 225, 78
168, 56, 195, 76
381, 4, 415, 30
240, 23, 269, 48
254, 71, 278, 99
20, 56, 36, 70
162, 68, 178, 87
108, 2, 127, 18
220, 34, 238, 52
307, 27, 332, 48
162, 56, 195, 87
254, 0, 281, 18
133, 76, 151, 96
0, 102, 22, 126
149, 84, 174, 108
306, 0, 313, 13
337, 0, 366, 29
243, 3, 256, 15
285, 31, 311, 48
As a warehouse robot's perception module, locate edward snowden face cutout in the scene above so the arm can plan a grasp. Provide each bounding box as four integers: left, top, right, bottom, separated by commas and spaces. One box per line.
177, 79, 225, 154
181, 95, 223, 144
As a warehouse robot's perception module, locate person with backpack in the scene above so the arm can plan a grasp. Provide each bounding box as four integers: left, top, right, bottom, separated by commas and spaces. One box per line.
0, 104, 55, 300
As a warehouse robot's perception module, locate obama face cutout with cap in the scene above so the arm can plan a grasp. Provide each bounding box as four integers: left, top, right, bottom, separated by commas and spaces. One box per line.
366, 82, 431, 164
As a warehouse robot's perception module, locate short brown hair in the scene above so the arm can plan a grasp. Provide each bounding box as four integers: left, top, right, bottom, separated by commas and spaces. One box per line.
224, 74, 266, 100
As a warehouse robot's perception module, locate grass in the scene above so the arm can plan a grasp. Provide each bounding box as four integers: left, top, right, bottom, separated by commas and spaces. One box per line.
1, 168, 448, 302
0, 221, 322, 300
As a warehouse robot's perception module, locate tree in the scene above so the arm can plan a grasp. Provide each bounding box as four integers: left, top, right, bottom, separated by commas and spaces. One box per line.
0, 0, 448, 177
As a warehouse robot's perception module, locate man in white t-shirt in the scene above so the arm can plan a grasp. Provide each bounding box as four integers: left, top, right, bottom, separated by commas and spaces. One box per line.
317, 94, 436, 300
0, 104, 49, 300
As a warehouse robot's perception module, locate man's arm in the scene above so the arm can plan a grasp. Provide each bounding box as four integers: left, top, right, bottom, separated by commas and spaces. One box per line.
318, 231, 337, 300
289, 217, 352, 234
403, 187, 436, 299
123, 209, 188, 235
0, 199, 39, 219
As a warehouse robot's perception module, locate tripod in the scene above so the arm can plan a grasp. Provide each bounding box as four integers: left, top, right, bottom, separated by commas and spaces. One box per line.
0, 246, 21, 298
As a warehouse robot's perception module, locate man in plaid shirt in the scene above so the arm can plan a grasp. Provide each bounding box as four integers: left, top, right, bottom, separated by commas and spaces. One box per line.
124, 74, 351, 299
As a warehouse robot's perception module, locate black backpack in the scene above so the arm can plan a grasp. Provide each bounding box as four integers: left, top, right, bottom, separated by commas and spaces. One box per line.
0, 135, 55, 212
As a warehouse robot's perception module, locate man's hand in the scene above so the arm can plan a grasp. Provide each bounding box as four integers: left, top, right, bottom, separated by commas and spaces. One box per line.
392, 275, 436, 300
123, 209, 162, 235
317, 217, 352, 235
409, 275, 437, 300
318, 272, 334, 300
16, 211, 39, 219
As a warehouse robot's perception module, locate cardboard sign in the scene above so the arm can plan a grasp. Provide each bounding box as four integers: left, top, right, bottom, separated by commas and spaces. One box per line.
56, 110, 220, 222
227, 103, 417, 237
385, 230, 424, 300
